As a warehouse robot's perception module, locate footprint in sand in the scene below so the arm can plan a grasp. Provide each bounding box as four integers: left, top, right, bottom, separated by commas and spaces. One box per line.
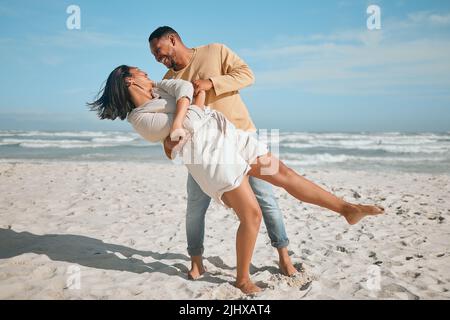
266, 263, 317, 291
383, 283, 420, 300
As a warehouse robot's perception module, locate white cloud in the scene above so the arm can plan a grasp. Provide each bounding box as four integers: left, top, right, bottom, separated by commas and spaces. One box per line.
408, 11, 450, 26
0, 30, 143, 66
242, 12, 450, 96
30, 31, 142, 49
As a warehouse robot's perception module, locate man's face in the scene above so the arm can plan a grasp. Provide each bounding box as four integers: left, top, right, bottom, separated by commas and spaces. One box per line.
150, 37, 176, 69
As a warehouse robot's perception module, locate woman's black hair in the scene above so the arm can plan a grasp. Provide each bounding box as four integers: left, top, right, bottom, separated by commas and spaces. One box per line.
88, 65, 135, 120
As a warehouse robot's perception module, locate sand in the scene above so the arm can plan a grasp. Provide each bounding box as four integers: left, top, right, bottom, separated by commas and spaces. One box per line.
0, 161, 449, 300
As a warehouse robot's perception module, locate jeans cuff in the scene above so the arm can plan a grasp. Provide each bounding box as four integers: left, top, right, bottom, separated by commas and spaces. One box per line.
187, 247, 204, 257
271, 239, 290, 249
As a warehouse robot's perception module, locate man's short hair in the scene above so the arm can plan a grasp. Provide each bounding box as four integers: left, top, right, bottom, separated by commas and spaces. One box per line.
148, 26, 179, 43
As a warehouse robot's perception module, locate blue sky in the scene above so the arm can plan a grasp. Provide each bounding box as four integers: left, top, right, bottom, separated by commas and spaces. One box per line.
0, 0, 450, 132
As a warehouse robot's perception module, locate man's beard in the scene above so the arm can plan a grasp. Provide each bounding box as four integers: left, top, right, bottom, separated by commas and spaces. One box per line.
170, 58, 183, 71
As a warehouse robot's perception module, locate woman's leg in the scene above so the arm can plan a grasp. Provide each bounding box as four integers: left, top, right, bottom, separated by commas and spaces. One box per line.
247, 153, 384, 225
221, 176, 263, 294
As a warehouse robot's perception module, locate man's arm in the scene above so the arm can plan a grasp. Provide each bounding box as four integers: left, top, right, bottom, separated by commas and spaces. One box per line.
209, 44, 255, 96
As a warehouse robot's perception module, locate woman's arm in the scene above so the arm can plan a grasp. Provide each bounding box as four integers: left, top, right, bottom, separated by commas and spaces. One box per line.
156, 79, 194, 103
156, 79, 194, 142
193, 90, 206, 107
170, 97, 190, 141
172, 90, 206, 141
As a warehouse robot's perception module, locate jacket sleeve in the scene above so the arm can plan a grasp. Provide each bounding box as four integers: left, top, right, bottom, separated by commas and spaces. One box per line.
209, 44, 255, 96
156, 79, 194, 103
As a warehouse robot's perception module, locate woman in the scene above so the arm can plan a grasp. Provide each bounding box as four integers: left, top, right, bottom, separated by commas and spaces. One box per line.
88, 65, 384, 294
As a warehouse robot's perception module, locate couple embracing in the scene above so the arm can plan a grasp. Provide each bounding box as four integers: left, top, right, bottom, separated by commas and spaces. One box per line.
89, 26, 384, 294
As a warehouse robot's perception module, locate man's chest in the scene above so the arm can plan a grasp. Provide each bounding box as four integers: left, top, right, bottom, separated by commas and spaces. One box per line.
167, 59, 222, 81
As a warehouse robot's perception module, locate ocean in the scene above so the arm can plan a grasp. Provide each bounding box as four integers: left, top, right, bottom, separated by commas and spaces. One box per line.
0, 130, 449, 174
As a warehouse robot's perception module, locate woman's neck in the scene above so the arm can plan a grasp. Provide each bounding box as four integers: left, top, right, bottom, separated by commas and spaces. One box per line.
129, 85, 153, 108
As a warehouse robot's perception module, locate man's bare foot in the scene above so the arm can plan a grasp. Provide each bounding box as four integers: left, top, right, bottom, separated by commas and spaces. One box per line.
234, 279, 262, 295
342, 203, 385, 225
187, 256, 206, 280
280, 262, 298, 277
187, 266, 206, 280
277, 247, 298, 276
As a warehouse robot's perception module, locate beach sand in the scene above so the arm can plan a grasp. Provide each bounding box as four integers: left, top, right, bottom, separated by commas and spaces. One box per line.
0, 161, 449, 300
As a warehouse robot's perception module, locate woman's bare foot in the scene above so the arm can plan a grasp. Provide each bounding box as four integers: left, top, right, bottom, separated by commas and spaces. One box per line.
342, 203, 385, 225
187, 256, 206, 280
235, 279, 262, 295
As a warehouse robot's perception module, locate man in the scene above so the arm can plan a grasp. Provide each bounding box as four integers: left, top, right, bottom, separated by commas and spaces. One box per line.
148, 26, 299, 280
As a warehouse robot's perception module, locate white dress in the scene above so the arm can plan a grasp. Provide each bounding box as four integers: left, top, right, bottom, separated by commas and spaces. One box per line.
127, 79, 268, 208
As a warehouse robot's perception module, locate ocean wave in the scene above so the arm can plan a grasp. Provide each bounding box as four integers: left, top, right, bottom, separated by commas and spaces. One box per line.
0, 130, 138, 138
281, 142, 450, 154
0, 138, 155, 149
1, 131, 449, 159
91, 136, 137, 143
279, 132, 450, 144
281, 152, 448, 166
279, 132, 403, 141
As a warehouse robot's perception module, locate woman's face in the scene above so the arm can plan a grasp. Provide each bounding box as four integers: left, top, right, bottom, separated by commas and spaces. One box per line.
128, 67, 153, 91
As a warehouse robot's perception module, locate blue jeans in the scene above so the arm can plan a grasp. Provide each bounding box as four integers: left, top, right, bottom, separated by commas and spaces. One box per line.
185, 134, 290, 256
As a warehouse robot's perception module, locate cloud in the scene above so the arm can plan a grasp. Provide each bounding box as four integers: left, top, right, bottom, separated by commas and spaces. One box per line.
0, 30, 144, 66
30, 30, 142, 49
408, 11, 450, 26
242, 11, 450, 96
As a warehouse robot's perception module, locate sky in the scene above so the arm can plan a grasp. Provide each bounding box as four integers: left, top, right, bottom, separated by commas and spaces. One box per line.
0, 0, 450, 132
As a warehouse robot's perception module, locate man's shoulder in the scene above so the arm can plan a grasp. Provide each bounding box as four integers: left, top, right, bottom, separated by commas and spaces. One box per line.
162, 69, 173, 80
196, 43, 226, 53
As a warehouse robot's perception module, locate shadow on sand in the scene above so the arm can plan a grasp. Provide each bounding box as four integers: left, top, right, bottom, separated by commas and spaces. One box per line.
0, 228, 228, 284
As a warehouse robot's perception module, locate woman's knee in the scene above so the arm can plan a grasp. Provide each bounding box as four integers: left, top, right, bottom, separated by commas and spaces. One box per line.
241, 206, 262, 227
282, 165, 296, 179
271, 162, 295, 187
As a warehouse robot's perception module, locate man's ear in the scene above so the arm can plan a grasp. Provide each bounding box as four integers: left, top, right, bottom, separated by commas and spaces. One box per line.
169, 34, 176, 46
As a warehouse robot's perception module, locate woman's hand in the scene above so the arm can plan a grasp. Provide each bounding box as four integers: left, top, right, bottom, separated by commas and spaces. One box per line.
169, 122, 187, 142
165, 123, 188, 160
163, 136, 180, 160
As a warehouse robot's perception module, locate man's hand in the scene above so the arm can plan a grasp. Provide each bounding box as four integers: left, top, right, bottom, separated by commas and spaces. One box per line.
192, 79, 213, 95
